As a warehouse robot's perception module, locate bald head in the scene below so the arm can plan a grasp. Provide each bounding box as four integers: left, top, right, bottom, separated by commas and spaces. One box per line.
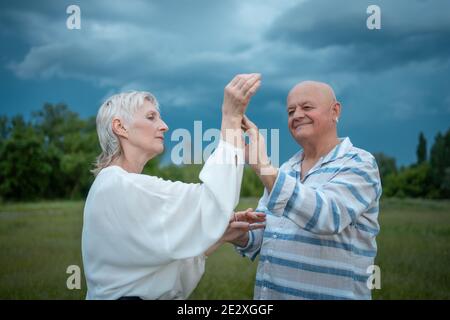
286, 80, 341, 145
288, 81, 337, 107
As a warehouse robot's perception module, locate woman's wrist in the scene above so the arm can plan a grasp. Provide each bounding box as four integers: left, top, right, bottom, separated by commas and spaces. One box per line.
221, 114, 242, 128
231, 232, 249, 248
221, 116, 244, 149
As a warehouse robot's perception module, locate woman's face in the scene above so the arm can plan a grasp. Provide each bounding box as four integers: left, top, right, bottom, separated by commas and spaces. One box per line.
127, 100, 169, 158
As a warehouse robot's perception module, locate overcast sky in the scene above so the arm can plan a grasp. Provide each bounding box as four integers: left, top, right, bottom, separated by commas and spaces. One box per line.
1, 0, 449, 166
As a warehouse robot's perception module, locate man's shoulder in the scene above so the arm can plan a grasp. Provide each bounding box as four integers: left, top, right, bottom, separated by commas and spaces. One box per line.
348, 145, 377, 167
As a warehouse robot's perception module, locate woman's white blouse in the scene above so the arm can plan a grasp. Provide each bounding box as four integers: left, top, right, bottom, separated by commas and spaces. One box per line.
82, 139, 244, 299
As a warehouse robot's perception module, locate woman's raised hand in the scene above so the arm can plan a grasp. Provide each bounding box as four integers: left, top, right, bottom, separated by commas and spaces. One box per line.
222, 73, 261, 120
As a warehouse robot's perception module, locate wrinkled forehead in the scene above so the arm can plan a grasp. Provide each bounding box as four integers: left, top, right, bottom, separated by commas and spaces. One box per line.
137, 98, 160, 115
287, 83, 335, 108
287, 87, 321, 108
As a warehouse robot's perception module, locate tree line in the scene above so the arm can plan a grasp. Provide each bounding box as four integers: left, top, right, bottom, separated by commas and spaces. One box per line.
0, 103, 448, 202
374, 131, 450, 199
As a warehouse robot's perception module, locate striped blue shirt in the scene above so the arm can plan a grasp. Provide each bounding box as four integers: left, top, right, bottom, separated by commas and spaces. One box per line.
236, 137, 382, 300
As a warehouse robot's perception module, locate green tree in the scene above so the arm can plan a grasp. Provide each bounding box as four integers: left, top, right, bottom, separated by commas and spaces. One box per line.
373, 152, 397, 182
0, 116, 52, 201
240, 166, 264, 197
416, 132, 427, 164
383, 163, 432, 198
0, 115, 9, 141
32, 105, 99, 199
429, 129, 450, 198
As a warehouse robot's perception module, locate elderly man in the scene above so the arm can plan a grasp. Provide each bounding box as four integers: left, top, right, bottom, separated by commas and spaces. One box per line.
229, 81, 382, 300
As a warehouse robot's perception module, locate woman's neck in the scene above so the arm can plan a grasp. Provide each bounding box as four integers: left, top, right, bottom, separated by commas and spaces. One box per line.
111, 152, 149, 174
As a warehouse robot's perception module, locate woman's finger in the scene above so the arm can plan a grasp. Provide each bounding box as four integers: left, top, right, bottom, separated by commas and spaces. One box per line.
233, 210, 250, 222
229, 74, 242, 87
241, 74, 261, 95
229, 221, 250, 230
244, 80, 261, 99
235, 74, 254, 89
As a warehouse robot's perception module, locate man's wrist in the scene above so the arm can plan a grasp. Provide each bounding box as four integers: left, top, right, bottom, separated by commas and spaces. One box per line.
257, 165, 278, 193
255, 161, 274, 176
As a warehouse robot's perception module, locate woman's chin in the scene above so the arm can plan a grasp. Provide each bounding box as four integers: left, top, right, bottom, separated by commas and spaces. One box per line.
155, 144, 165, 155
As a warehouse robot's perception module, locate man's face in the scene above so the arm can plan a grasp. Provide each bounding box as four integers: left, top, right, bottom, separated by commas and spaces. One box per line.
287, 84, 336, 145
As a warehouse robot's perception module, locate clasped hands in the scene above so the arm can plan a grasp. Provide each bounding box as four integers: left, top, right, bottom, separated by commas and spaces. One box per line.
217, 73, 279, 249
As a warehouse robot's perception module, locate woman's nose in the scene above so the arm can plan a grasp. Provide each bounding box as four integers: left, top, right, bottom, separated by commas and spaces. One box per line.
160, 120, 169, 132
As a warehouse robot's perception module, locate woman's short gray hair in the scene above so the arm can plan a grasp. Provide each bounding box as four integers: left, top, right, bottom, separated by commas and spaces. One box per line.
92, 91, 159, 176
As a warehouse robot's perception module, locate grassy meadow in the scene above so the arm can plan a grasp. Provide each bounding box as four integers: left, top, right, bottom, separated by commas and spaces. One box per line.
0, 197, 449, 299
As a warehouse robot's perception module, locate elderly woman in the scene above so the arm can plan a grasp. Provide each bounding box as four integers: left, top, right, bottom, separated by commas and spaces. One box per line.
81, 74, 265, 300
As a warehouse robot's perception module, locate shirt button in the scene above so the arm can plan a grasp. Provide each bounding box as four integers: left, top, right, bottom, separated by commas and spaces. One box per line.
273, 234, 278, 239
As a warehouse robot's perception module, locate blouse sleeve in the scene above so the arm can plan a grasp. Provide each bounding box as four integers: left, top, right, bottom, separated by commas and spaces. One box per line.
121, 139, 244, 263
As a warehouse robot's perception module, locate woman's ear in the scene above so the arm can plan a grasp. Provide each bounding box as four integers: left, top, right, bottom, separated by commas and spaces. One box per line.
112, 118, 128, 139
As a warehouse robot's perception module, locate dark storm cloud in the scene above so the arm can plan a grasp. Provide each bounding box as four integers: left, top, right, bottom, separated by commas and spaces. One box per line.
0, 0, 449, 165
266, 0, 450, 72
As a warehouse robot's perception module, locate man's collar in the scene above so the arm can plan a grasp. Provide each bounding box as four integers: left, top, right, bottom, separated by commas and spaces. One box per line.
321, 137, 353, 165
287, 137, 353, 170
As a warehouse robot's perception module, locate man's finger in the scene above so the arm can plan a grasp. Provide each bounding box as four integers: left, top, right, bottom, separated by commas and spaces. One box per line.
248, 212, 266, 220
242, 116, 255, 132
249, 223, 266, 230
243, 115, 258, 130
246, 214, 266, 224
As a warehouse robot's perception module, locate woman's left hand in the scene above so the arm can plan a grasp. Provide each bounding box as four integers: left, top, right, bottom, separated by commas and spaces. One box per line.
205, 209, 265, 256
221, 208, 266, 243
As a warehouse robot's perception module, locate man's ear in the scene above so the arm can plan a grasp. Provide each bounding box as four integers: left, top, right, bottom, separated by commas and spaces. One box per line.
332, 101, 341, 120
112, 118, 128, 139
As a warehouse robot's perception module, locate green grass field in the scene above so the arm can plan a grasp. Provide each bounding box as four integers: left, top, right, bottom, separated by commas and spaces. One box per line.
0, 198, 449, 299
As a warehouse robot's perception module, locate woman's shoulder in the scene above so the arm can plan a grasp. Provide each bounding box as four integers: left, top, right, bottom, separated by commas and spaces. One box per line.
97, 166, 199, 198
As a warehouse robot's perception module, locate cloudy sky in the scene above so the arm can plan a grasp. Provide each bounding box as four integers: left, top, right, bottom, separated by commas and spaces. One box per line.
1, 0, 449, 166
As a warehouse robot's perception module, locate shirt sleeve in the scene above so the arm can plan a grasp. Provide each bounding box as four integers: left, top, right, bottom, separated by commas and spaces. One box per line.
124, 138, 244, 262
234, 190, 268, 260
265, 160, 381, 235
178, 255, 206, 298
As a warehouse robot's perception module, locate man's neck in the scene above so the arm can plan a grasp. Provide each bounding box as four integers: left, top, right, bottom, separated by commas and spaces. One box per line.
301, 135, 340, 163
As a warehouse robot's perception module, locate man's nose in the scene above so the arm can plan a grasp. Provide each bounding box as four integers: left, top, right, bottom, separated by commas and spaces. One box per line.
293, 108, 305, 119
